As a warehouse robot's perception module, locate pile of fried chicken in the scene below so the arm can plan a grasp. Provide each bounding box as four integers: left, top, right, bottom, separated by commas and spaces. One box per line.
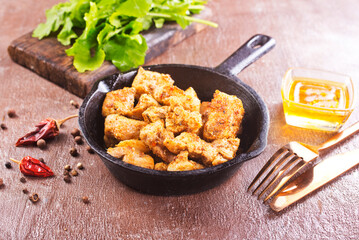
102, 67, 245, 171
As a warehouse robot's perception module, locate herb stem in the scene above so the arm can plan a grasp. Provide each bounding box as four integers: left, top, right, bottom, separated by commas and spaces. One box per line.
184, 15, 218, 28
147, 12, 218, 28
188, 5, 205, 11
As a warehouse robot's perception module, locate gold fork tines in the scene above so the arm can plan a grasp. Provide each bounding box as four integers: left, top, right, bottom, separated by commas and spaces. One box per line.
248, 121, 359, 203
259, 156, 304, 201
251, 151, 296, 195
247, 147, 289, 192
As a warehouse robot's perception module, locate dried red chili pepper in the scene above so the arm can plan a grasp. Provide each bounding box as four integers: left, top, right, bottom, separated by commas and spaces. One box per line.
15, 115, 78, 147
10, 156, 54, 177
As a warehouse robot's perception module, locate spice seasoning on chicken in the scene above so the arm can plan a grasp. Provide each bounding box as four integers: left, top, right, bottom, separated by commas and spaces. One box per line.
15, 115, 78, 147
10, 156, 54, 177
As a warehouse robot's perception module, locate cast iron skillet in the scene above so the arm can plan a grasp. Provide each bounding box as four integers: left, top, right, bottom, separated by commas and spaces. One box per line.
79, 34, 276, 195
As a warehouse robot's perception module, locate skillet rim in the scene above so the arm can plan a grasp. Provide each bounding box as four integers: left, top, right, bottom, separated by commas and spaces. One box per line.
79, 63, 269, 177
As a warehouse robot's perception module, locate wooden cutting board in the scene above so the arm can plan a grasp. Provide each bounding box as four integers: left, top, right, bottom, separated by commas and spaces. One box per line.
8, 10, 211, 98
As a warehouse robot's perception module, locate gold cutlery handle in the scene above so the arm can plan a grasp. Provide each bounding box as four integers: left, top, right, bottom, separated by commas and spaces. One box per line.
318, 121, 359, 151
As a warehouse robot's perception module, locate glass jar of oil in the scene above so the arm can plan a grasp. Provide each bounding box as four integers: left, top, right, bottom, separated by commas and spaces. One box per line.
281, 68, 355, 131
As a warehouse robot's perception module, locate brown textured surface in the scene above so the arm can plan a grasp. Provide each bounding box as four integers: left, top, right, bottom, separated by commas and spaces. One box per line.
1, 0, 359, 239
7, 11, 210, 98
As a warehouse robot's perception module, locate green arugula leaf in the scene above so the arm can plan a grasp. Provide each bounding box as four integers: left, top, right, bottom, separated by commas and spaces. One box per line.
66, 26, 106, 73
70, 0, 91, 28
115, 0, 152, 17
136, 16, 153, 31
66, 2, 106, 72
122, 19, 144, 35
103, 34, 147, 72
154, 18, 165, 28
97, 23, 115, 46
32, 3, 69, 39
57, 17, 78, 45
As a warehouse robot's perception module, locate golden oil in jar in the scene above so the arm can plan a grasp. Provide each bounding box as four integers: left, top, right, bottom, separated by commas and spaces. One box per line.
282, 75, 353, 131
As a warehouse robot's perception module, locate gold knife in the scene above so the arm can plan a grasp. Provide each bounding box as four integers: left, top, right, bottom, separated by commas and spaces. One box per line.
270, 149, 359, 212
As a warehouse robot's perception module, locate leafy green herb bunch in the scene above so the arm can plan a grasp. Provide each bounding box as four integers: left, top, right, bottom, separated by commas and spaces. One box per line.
33, 0, 217, 72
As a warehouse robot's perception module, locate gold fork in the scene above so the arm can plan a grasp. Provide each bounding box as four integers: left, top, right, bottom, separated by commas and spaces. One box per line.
248, 121, 359, 202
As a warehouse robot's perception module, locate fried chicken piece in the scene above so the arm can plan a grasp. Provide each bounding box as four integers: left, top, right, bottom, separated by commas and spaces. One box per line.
102, 87, 136, 117
154, 85, 201, 112
104, 114, 147, 147
130, 94, 160, 120
123, 151, 154, 169
200, 101, 211, 123
107, 140, 150, 158
163, 132, 226, 166
153, 85, 183, 105
107, 140, 154, 169
211, 155, 228, 166
211, 138, 240, 160
140, 121, 176, 163
165, 106, 202, 134
104, 135, 119, 148
203, 90, 245, 141
132, 67, 174, 98
180, 87, 201, 112
167, 151, 204, 171
154, 162, 168, 171
142, 106, 169, 123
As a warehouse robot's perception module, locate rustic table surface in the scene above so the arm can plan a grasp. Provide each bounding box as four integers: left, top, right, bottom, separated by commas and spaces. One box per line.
1, 0, 359, 239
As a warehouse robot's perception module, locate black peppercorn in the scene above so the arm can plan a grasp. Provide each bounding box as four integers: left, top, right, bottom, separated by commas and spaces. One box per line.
76, 162, 84, 170
37, 139, 47, 149
70, 100, 79, 109
71, 128, 81, 137
7, 109, 16, 118
5, 162, 12, 169
63, 175, 71, 183
70, 169, 78, 176
20, 177, 27, 183
82, 196, 89, 204
0, 123, 7, 130
22, 188, 28, 194
74, 136, 83, 145
69, 147, 78, 157
39, 158, 45, 164
29, 193, 39, 203
86, 146, 94, 154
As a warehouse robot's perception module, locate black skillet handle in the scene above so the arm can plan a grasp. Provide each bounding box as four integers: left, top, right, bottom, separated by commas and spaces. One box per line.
214, 34, 276, 76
